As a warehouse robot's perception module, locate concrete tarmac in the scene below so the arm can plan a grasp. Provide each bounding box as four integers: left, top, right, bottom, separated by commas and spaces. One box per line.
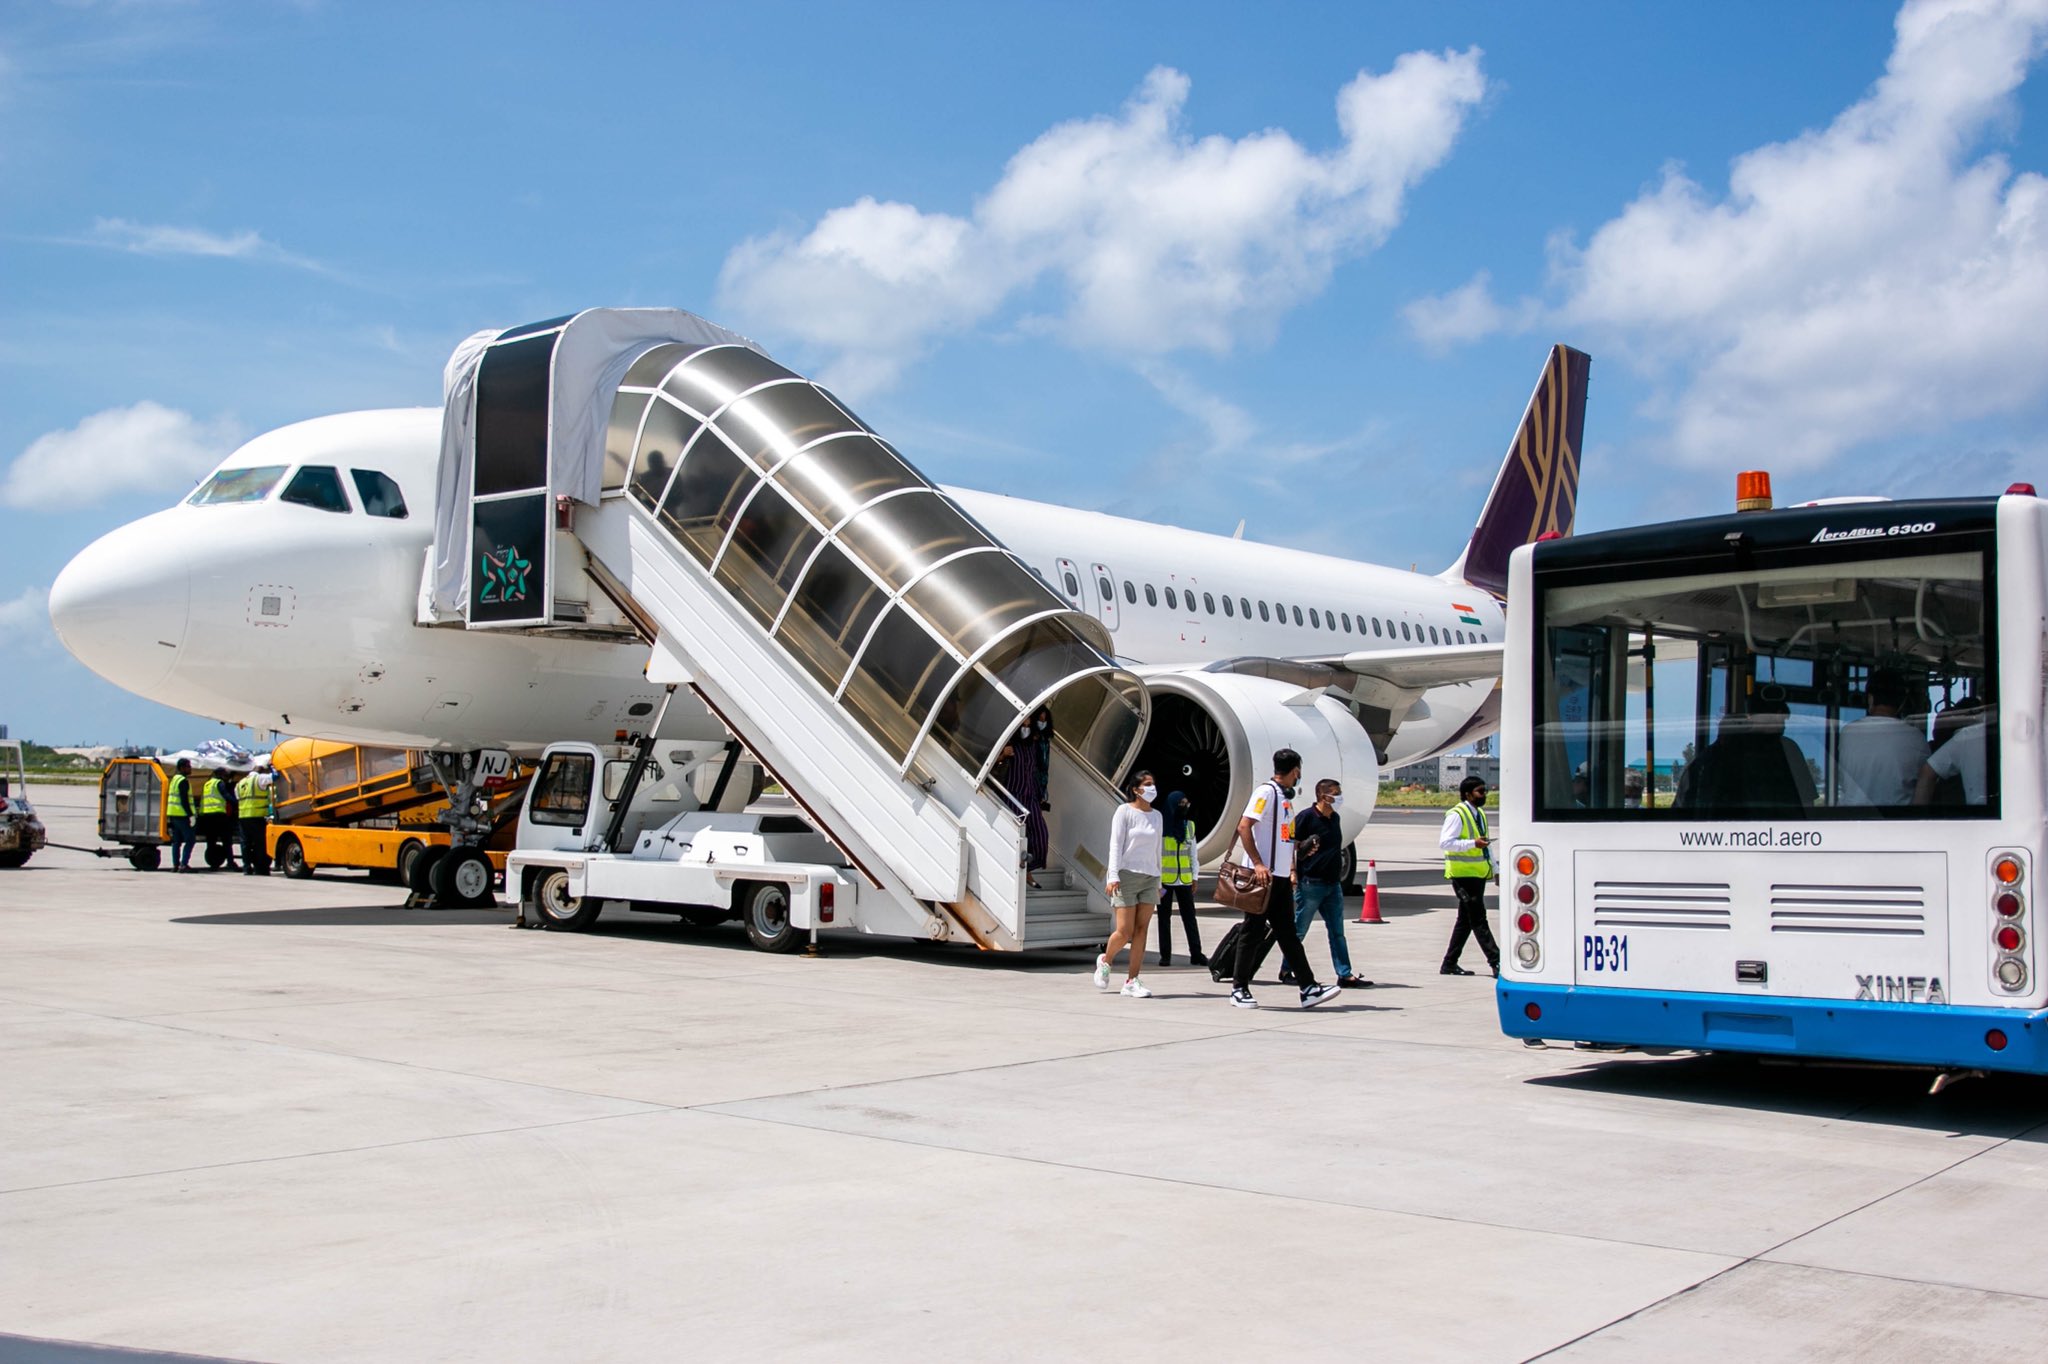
6, 789, 2048, 1362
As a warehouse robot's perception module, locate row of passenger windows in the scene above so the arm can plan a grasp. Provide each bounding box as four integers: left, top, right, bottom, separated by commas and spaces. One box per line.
187, 463, 408, 519
1050, 566, 1488, 646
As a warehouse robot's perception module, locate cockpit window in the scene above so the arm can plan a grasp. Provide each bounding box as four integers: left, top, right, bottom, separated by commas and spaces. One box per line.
351, 469, 409, 519
280, 465, 352, 514
188, 465, 288, 505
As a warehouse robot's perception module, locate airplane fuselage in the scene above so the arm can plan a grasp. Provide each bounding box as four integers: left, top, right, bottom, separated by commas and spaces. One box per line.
52, 407, 1503, 762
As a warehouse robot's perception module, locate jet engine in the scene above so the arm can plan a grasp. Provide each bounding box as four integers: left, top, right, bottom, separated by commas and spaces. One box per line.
1127, 668, 1380, 865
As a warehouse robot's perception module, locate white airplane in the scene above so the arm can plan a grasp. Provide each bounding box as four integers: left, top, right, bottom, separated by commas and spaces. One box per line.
49, 325, 1585, 863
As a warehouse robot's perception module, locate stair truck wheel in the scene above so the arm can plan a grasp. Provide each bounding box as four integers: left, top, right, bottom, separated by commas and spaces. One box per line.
276, 835, 313, 880
433, 847, 496, 908
203, 841, 229, 870
129, 844, 162, 872
741, 881, 803, 953
407, 845, 447, 898
533, 868, 603, 930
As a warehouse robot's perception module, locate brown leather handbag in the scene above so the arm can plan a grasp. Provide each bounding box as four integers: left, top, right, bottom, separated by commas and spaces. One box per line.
1214, 782, 1280, 915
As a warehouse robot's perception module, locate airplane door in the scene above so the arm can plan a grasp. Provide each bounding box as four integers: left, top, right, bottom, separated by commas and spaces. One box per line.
1088, 561, 1120, 632
1053, 558, 1087, 611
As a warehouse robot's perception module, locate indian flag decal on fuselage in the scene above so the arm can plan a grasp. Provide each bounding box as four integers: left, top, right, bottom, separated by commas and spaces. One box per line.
1453, 602, 1483, 626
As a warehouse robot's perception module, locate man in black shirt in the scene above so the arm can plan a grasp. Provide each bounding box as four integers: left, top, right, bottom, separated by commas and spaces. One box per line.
1285, 779, 1370, 987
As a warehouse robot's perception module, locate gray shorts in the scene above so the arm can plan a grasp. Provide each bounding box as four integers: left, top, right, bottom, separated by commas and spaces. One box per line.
1111, 870, 1161, 908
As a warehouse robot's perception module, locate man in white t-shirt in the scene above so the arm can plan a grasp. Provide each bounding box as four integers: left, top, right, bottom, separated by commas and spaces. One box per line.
1837, 670, 1930, 806
1917, 717, 1991, 806
1228, 747, 1341, 1011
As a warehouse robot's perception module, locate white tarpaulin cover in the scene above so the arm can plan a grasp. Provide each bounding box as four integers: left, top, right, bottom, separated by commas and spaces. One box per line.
429, 308, 761, 618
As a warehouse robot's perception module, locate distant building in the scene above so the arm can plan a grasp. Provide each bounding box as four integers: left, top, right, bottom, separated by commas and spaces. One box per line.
1389, 753, 1500, 790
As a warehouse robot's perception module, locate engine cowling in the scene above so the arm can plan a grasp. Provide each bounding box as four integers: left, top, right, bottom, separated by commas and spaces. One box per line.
1127, 669, 1380, 864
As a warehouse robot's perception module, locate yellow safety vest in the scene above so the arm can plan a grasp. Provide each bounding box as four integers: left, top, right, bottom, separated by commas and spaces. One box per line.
236, 774, 267, 819
200, 778, 228, 816
1444, 801, 1492, 879
1162, 820, 1196, 886
165, 773, 191, 818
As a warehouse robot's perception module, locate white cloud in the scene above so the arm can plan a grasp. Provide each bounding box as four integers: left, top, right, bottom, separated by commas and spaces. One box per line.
1408, 0, 2048, 470
2, 401, 242, 509
83, 217, 325, 271
1403, 270, 1528, 351
0, 586, 52, 655
719, 54, 1487, 394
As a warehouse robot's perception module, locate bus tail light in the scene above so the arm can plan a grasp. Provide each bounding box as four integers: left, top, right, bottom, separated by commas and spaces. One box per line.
819, 882, 835, 924
1510, 846, 1541, 971
1991, 851, 2029, 993
1987, 1029, 2010, 1052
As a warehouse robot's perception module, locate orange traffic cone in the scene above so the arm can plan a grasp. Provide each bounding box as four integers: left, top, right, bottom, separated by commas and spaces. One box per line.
1356, 859, 1385, 925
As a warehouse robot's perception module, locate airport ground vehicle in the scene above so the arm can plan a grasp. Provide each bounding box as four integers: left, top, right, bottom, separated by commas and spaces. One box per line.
1496, 475, 2048, 1074
98, 754, 244, 870
263, 738, 529, 900
0, 736, 47, 868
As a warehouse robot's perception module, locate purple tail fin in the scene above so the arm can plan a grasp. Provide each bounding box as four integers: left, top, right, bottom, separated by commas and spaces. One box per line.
1443, 344, 1590, 598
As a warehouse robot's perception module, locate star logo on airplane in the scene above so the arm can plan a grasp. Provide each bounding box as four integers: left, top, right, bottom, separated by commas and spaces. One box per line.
479, 546, 530, 604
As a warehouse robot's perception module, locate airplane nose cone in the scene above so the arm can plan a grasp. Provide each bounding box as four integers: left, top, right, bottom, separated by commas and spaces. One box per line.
49, 514, 191, 695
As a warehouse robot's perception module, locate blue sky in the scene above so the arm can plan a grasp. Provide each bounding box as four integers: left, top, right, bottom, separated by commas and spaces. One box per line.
5, 0, 2047, 747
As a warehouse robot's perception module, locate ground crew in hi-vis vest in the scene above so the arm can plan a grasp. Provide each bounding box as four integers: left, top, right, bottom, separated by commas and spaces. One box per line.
200, 769, 236, 871
1438, 775, 1500, 976
235, 769, 271, 876
165, 757, 197, 873
1155, 790, 1205, 968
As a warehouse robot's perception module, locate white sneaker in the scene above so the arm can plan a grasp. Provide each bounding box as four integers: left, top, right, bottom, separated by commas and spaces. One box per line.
1230, 988, 1258, 1009
1093, 955, 1112, 990
1120, 978, 1152, 998
1300, 983, 1343, 1009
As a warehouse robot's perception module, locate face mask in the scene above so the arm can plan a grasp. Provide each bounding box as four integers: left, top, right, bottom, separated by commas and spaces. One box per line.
1036, 720, 1048, 731
1330, 795, 1344, 810
1018, 726, 1030, 739
1139, 785, 1158, 802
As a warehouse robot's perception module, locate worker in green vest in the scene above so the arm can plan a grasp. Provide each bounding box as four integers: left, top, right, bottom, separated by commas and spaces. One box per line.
235, 766, 271, 876
1155, 790, 1206, 968
200, 768, 237, 871
164, 757, 197, 873
1438, 775, 1500, 976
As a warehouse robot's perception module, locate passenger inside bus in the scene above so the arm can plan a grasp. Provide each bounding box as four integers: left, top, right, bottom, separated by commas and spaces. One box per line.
1676, 687, 1815, 811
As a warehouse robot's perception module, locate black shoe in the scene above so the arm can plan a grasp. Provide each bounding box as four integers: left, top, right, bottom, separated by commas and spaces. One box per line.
1158, 956, 1173, 968
1278, 969, 1298, 985
1338, 976, 1373, 988
1190, 952, 1208, 967
1440, 964, 1475, 976
1490, 964, 1501, 978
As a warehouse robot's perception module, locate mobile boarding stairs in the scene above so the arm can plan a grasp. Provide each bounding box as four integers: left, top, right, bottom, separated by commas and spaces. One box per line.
423, 309, 1149, 950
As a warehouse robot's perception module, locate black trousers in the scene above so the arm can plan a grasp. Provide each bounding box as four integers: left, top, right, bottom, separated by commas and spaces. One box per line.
1157, 882, 1202, 961
1444, 877, 1500, 968
1233, 878, 1317, 990
239, 817, 269, 874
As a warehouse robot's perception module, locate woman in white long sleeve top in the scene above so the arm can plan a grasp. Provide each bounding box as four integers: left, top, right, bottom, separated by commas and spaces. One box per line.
1096, 769, 1163, 998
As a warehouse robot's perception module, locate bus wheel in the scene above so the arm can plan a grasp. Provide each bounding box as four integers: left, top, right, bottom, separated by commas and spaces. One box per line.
534, 869, 602, 930
434, 847, 496, 908
741, 882, 802, 953
129, 844, 162, 872
276, 836, 313, 880
394, 840, 425, 888
407, 846, 447, 899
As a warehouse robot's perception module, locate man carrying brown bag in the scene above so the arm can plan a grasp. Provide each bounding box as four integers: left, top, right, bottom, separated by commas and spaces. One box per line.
1226, 748, 1342, 1011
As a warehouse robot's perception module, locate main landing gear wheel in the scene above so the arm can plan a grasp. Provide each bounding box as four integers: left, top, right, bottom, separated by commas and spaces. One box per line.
129, 844, 161, 872
434, 847, 496, 908
407, 845, 447, 899
741, 881, 803, 954
534, 868, 603, 930
276, 835, 313, 880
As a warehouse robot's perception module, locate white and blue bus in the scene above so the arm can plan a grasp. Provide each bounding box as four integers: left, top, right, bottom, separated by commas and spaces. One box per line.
1496, 477, 2047, 1072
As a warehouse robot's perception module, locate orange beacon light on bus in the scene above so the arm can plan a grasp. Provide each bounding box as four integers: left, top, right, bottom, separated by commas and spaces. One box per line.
1735, 470, 1773, 512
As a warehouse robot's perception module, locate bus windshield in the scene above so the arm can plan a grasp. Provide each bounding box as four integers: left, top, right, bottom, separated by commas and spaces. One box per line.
1536, 546, 1995, 820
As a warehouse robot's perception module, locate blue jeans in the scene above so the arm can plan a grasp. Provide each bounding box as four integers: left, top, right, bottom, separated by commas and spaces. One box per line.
1294, 878, 1353, 980
167, 815, 196, 869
